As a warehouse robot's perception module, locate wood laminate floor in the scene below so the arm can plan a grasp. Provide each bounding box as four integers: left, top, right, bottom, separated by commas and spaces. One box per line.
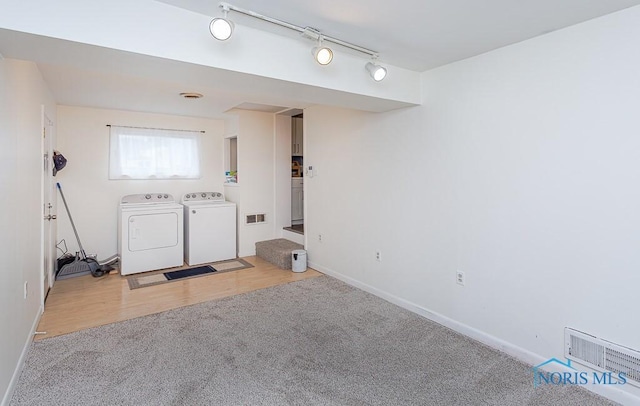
36, 256, 322, 340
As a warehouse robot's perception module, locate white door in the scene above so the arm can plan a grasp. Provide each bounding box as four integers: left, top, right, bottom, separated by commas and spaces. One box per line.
291, 116, 303, 156
291, 179, 304, 224
128, 212, 180, 251
41, 109, 55, 302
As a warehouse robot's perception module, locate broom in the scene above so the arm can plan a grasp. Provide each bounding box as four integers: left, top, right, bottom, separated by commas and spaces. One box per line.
56, 182, 109, 279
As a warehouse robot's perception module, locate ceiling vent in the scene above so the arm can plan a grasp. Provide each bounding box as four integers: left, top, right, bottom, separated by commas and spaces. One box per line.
180, 92, 203, 99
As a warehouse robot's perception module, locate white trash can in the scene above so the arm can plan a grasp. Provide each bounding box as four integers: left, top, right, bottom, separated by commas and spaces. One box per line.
291, 249, 307, 273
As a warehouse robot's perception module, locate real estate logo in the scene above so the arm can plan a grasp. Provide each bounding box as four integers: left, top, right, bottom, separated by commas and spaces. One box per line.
532, 357, 627, 388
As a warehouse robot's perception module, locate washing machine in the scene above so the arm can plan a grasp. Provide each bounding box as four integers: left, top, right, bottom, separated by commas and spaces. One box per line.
182, 192, 237, 266
118, 193, 184, 275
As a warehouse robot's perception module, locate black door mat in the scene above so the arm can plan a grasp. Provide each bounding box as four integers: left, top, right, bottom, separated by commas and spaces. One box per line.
164, 265, 215, 280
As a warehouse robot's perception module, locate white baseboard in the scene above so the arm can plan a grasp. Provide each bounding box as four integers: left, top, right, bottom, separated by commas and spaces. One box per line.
1, 307, 42, 406
308, 261, 640, 406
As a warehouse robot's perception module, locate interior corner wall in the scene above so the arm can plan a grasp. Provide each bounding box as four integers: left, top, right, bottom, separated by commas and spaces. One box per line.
55, 106, 225, 260
304, 6, 640, 403
226, 110, 276, 257
0, 59, 56, 405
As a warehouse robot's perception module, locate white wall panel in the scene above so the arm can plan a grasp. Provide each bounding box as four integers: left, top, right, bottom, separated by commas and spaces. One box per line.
304, 7, 640, 403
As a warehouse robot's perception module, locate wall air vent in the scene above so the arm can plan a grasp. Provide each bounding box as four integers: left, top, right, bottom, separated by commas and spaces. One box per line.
245, 213, 266, 225
565, 327, 640, 386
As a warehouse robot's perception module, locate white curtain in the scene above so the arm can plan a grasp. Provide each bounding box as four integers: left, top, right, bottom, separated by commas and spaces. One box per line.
109, 126, 201, 179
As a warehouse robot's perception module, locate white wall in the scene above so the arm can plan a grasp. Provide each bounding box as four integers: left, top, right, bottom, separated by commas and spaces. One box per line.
224, 110, 276, 257
305, 6, 640, 403
0, 59, 55, 405
55, 106, 225, 259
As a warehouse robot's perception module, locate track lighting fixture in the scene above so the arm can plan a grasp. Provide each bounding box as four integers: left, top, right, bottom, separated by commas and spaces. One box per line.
209, 5, 234, 41
311, 38, 333, 65
365, 61, 387, 82
211, 2, 387, 81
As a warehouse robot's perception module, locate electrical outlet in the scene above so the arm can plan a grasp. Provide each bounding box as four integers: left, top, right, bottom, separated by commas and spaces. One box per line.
318, 234, 322, 242
375, 250, 382, 262
24, 281, 28, 299
456, 271, 465, 286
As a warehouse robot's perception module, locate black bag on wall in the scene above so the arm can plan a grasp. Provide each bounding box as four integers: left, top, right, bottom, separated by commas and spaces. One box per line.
53, 151, 67, 176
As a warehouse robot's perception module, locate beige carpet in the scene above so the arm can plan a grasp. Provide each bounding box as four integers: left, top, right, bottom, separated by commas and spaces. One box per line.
10, 276, 616, 405
127, 258, 254, 289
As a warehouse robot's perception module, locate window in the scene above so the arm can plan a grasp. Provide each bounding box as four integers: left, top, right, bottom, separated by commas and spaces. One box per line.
109, 126, 201, 179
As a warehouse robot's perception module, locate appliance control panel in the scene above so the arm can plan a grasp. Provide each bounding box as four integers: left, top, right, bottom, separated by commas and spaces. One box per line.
121, 193, 175, 204
182, 192, 225, 203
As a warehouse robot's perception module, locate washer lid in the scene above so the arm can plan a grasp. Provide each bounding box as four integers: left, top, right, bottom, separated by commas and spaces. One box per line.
182, 200, 235, 208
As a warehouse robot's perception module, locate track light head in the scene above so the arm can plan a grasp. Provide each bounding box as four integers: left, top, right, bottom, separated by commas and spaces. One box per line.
311, 37, 333, 65
210, 7, 234, 41
312, 45, 333, 65
365, 62, 387, 81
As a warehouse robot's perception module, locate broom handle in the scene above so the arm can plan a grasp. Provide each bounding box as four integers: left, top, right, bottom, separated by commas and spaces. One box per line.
56, 182, 87, 260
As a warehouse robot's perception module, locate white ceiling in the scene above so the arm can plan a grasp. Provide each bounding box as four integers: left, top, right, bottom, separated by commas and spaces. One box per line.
158, 0, 640, 71
1, 1, 639, 118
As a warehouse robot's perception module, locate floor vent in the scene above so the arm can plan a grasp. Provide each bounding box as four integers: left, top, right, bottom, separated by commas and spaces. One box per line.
565, 328, 640, 386
245, 213, 266, 225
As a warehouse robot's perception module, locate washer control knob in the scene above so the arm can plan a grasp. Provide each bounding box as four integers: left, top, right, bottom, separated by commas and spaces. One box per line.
201, 193, 206, 198
145, 194, 151, 199
164, 194, 168, 199
158, 194, 162, 199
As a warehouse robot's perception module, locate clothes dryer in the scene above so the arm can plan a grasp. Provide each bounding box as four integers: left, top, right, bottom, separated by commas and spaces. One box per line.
118, 193, 183, 275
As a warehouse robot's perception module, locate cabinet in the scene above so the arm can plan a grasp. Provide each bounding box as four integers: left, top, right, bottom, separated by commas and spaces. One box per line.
291, 178, 303, 224
291, 116, 303, 157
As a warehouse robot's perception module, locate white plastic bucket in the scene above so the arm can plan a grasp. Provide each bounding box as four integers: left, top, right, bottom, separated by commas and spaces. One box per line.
291, 249, 307, 273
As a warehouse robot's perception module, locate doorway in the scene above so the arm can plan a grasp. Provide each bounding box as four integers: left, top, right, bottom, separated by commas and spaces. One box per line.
275, 109, 305, 245
290, 113, 304, 231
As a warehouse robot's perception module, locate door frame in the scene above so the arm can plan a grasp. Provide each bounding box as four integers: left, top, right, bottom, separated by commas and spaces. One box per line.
41, 106, 55, 306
